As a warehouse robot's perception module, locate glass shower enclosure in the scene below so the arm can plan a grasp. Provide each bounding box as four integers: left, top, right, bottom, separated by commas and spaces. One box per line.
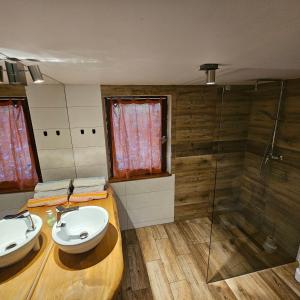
207, 81, 300, 282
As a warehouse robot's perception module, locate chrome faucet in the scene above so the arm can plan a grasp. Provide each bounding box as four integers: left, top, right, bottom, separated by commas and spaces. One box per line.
3, 210, 35, 232
56, 206, 79, 227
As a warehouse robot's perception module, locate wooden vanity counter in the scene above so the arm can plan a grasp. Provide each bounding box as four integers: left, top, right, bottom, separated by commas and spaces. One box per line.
0, 204, 54, 300
0, 188, 124, 300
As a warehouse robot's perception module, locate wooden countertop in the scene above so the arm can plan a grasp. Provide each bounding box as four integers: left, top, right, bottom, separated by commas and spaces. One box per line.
0, 188, 124, 300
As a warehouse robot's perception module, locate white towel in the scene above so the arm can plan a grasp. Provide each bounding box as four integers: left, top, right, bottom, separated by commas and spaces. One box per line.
35, 179, 71, 192
73, 177, 106, 187
34, 188, 70, 199
73, 185, 105, 194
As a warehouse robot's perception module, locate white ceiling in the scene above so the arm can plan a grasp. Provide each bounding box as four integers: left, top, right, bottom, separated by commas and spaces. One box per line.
1, 0, 300, 85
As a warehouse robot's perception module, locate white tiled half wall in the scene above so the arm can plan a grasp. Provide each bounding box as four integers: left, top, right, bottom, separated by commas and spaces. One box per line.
65, 85, 108, 178
26, 84, 77, 181
111, 175, 175, 230
25, 84, 108, 181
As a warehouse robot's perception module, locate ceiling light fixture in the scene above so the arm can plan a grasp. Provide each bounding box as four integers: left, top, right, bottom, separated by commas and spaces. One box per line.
28, 65, 44, 83
5, 61, 27, 84
0, 52, 45, 85
200, 63, 219, 85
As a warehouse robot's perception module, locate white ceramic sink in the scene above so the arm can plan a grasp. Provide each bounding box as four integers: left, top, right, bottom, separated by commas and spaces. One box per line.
52, 206, 109, 254
0, 214, 42, 268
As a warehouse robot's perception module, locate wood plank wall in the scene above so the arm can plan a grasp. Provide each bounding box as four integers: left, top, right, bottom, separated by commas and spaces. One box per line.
240, 79, 300, 258
101, 85, 251, 221
0, 84, 26, 97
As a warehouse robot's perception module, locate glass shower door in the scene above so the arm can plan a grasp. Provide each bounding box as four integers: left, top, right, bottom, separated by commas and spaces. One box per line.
207, 82, 298, 282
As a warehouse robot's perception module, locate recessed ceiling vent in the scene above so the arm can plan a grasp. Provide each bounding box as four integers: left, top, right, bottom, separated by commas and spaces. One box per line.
200, 63, 219, 85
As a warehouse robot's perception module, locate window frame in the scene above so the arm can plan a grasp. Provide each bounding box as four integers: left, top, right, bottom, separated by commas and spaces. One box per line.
0, 97, 42, 194
104, 96, 168, 182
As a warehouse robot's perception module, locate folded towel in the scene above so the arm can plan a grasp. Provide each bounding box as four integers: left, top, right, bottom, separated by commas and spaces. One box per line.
35, 179, 71, 192
73, 177, 106, 188
34, 188, 70, 199
73, 185, 104, 194
27, 195, 68, 208
69, 191, 108, 203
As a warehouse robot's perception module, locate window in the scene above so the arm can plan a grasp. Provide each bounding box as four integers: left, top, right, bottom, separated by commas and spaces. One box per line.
105, 96, 168, 180
0, 99, 40, 193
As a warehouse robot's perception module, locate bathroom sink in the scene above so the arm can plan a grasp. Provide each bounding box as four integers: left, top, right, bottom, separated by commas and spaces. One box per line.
0, 214, 42, 268
52, 206, 109, 254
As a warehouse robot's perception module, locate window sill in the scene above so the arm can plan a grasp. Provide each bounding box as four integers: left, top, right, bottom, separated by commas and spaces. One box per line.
108, 172, 172, 183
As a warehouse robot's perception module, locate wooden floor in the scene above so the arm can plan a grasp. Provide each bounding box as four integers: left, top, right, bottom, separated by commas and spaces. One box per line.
116, 218, 300, 300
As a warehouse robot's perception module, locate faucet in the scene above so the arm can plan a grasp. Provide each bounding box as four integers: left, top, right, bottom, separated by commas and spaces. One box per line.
3, 210, 35, 232
56, 206, 79, 227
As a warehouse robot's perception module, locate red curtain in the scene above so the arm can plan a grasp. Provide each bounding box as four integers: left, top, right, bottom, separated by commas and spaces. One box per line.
110, 99, 162, 179
0, 100, 38, 192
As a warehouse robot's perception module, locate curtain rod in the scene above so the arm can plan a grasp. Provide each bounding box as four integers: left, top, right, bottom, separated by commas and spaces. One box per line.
105, 96, 167, 100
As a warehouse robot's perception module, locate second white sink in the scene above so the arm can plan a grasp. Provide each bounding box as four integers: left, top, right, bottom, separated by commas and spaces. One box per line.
52, 206, 109, 254
0, 214, 42, 268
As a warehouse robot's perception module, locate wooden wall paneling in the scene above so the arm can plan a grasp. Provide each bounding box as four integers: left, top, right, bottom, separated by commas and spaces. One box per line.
0, 84, 26, 97
239, 78, 300, 259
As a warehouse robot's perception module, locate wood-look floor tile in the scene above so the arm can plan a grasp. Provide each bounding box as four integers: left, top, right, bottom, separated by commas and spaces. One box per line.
177, 254, 206, 285
170, 280, 193, 300
136, 227, 160, 262
226, 272, 281, 299
151, 224, 168, 240
125, 229, 139, 245
156, 238, 185, 283
272, 263, 300, 298
258, 269, 299, 300
127, 244, 150, 291
181, 217, 211, 243
146, 260, 173, 300
207, 239, 254, 282
188, 282, 214, 300
121, 224, 299, 300
188, 242, 209, 279
164, 223, 190, 255
121, 235, 132, 295
211, 223, 234, 242
208, 281, 237, 300
124, 288, 153, 300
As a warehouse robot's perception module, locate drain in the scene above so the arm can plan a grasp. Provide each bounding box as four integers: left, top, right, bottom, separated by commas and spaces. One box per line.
5, 243, 17, 251
79, 232, 88, 239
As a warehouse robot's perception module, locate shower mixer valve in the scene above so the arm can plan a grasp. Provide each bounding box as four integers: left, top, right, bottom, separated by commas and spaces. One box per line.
269, 154, 283, 161
265, 153, 283, 165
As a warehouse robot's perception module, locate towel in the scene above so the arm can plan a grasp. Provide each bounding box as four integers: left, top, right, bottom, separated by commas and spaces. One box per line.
35, 179, 71, 192
73, 177, 106, 188
27, 195, 68, 208
34, 188, 70, 199
69, 191, 108, 203
73, 185, 104, 194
